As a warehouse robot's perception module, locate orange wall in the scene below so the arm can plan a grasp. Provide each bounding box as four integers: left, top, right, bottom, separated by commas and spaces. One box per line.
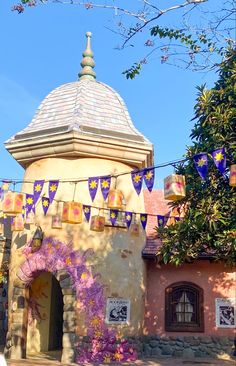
144, 260, 236, 336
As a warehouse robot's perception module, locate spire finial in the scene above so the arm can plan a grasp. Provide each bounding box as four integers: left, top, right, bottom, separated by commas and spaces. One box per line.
78, 32, 96, 80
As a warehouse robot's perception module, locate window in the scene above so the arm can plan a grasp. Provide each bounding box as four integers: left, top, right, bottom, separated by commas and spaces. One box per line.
165, 282, 204, 332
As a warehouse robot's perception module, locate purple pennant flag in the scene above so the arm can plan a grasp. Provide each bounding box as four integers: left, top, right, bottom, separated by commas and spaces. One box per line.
140, 213, 148, 230
157, 215, 166, 227
22, 206, 25, 219
42, 197, 50, 215
110, 209, 118, 226
125, 211, 133, 228
143, 168, 155, 192
193, 153, 208, 180
26, 194, 34, 214
88, 177, 99, 201
33, 180, 44, 205
211, 148, 226, 174
100, 176, 111, 200
48, 180, 59, 203
175, 217, 180, 222
131, 170, 144, 195
83, 205, 91, 222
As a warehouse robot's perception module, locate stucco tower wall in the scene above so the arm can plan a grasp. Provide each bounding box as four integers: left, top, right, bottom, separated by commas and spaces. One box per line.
9, 156, 147, 339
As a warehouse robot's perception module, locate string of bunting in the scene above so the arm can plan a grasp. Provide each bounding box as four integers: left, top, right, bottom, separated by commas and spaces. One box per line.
0, 147, 235, 234
0, 147, 234, 199
0, 189, 181, 233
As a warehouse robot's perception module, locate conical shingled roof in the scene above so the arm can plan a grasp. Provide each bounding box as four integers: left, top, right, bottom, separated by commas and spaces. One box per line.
7, 78, 149, 144
5, 32, 153, 169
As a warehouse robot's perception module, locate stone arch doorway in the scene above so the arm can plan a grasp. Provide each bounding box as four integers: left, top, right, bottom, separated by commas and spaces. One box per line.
26, 271, 64, 358
10, 267, 76, 363
6, 237, 137, 364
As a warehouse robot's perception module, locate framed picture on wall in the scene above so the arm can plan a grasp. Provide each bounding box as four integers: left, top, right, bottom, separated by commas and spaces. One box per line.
105, 298, 130, 325
215, 298, 236, 328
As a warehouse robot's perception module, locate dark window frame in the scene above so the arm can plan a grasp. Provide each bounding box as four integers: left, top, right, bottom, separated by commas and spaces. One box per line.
165, 281, 204, 332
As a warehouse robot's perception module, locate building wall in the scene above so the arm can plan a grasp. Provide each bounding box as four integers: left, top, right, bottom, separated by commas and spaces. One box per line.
26, 272, 52, 354
9, 156, 147, 339
144, 260, 236, 336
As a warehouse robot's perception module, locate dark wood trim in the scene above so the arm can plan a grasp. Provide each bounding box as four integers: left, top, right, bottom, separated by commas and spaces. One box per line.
165, 281, 204, 332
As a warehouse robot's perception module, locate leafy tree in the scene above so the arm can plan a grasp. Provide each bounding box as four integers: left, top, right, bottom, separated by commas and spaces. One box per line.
157, 48, 236, 266
11, 0, 235, 78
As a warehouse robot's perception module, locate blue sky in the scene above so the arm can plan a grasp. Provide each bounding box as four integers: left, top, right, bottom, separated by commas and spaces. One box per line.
0, 1, 223, 188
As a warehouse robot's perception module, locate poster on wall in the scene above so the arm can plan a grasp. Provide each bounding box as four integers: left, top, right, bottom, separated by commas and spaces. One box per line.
215, 298, 236, 328
105, 298, 130, 324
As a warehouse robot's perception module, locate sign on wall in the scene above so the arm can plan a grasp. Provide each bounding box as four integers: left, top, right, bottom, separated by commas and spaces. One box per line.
105, 298, 130, 325
215, 298, 236, 328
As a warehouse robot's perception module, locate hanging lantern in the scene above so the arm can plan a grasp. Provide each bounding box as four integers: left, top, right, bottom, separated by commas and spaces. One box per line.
0, 223, 3, 235
229, 164, 236, 187
90, 215, 105, 232
130, 223, 140, 236
107, 189, 124, 209
25, 211, 35, 225
51, 214, 62, 229
2, 192, 24, 216
164, 174, 186, 201
31, 226, 44, 253
11, 214, 24, 231
62, 201, 82, 224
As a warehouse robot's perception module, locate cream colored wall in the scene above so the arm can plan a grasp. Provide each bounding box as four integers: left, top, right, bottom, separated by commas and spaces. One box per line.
26, 272, 52, 354
10, 157, 147, 337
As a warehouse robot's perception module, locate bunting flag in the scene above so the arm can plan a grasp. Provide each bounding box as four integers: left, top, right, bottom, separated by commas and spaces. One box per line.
125, 211, 133, 228
175, 217, 181, 222
25, 194, 34, 214
83, 205, 91, 222
42, 197, 50, 215
157, 215, 167, 227
0, 181, 11, 201
48, 180, 59, 203
143, 168, 155, 192
211, 148, 226, 174
131, 171, 143, 195
33, 180, 44, 206
100, 176, 111, 200
193, 153, 208, 180
110, 209, 118, 226
88, 177, 99, 201
140, 213, 148, 230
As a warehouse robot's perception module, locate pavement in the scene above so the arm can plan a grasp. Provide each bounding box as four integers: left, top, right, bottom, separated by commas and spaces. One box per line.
1, 356, 236, 366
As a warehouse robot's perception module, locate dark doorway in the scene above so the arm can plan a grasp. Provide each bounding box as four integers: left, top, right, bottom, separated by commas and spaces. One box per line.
48, 275, 63, 350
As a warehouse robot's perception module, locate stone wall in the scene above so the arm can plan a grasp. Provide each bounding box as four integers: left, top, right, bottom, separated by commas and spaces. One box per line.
74, 335, 235, 360
135, 335, 235, 359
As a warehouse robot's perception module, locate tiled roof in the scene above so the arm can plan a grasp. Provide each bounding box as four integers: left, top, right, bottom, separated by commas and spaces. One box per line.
7, 79, 151, 144
142, 189, 170, 258
142, 189, 215, 260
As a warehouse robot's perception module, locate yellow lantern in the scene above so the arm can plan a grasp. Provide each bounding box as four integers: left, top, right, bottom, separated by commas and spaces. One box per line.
164, 174, 186, 201
229, 164, 236, 187
62, 201, 82, 224
130, 223, 140, 236
90, 215, 105, 232
3, 192, 24, 216
107, 189, 124, 209
51, 214, 62, 229
25, 212, 35, 225
11, 214, 24, 231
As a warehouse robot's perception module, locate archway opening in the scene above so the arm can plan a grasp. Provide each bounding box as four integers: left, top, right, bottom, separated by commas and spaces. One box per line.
48, 275, 63, 351
26, 271, 63, 359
